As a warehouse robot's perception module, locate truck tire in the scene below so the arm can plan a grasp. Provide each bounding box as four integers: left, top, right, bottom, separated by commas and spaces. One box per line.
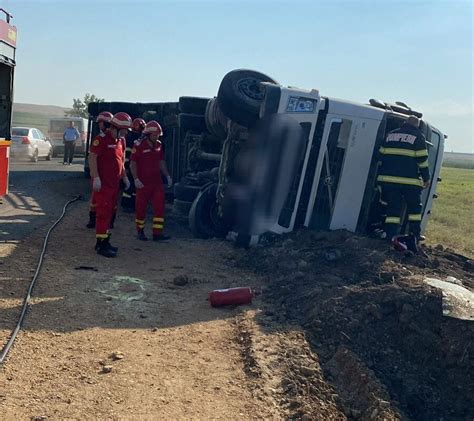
173, 199, 193, 216
178, 113, 207, 135
173, 183, 203, 202
189, 183, 229, 239
217, 69, 278, 128
179, 97, 210, 115
205, 97, 228, 139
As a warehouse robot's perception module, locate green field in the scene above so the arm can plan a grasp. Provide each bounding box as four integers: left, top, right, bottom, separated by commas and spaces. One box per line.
11, 111, 51, 135
442, 152, 474, 169
426, 167, 474, 257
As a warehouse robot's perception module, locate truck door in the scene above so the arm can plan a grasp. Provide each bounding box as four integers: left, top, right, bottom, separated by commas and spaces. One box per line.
306, 117, 351, 230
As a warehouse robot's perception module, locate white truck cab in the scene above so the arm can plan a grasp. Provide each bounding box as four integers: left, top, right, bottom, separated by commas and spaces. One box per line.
217, 76, 445, 243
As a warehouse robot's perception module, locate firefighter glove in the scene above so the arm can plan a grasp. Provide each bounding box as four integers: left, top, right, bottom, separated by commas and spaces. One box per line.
135, 178, 144, 189
92, 177, 102, 192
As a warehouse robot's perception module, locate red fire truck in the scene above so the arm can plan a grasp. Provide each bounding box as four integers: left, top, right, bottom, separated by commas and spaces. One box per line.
0, 8, 17, 202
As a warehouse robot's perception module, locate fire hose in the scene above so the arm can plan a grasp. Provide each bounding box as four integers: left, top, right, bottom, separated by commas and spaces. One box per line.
0, 195, 82, 364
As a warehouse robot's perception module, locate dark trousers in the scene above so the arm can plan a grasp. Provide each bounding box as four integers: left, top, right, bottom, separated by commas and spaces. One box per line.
64, 142, 76, 164
382, 183, 423, 239
120, 169, 136, 211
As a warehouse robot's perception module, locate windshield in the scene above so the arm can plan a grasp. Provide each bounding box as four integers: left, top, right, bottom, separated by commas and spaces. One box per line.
12, 128, 29, 136
50, 120, 84, 132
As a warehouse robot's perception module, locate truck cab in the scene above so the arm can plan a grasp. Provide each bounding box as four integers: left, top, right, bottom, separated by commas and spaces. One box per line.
202, 70, 445, 245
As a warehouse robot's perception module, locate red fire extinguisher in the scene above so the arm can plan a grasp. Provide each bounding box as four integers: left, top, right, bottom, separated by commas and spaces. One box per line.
209, 287, 253, 307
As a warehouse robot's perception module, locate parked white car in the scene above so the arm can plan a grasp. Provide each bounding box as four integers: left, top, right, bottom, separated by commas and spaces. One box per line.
10, 127, 53, 162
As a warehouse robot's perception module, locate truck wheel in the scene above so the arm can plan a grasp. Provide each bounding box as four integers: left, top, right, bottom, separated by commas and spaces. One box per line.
174, 183, 203, 202
217, 69, 278, 128
173, 199, 193, 216
178, 113, 208, 134
189, 183, 229, 239
179, 97, 210, 115
205, 97, 228, 139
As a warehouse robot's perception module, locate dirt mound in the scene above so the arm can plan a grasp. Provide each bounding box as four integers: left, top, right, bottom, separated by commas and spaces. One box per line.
237, 230, 474, 420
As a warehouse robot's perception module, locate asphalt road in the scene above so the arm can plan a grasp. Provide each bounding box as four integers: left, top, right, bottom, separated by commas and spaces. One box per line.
0, 157, 89, 243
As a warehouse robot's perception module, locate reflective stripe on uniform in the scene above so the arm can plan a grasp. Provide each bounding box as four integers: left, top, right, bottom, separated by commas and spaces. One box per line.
377, 175, 424, 187
415, 149, 428, 157
408, 214, 422, 222
385, 216, 401, 224
122, 192, 132, 198
135, 219, 145, 224
417, 159, 429, 168
126, 147, 132, 152
379, 147, 416, 157
153, 217, 164, 222
96, 234, 109, 239
153, 224, 164, 229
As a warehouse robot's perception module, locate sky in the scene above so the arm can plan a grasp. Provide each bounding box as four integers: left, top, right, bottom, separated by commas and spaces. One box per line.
2, 0, 473, 152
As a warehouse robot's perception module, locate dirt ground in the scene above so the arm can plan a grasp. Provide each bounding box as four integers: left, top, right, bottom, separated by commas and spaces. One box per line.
1, 176, 473, 420
235, 230, 474, 421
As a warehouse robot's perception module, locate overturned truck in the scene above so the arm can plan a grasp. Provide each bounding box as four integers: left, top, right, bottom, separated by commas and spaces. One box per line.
86, 69, 445, 246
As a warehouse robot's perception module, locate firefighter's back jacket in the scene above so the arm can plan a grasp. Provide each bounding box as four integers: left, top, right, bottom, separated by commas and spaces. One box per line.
377, 123, 430, 187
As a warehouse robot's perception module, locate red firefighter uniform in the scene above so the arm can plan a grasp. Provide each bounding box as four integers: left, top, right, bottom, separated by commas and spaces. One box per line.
86, 111, 114, 229
87, 132, 106, 226
90, 131, 126, 242
131, 138, 166, 237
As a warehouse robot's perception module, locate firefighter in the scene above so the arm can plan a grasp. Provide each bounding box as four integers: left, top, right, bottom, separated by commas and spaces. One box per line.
377, 115, 431, 252
86, 111, 113, 229
130, 120, 173, 242
121, 118, 146, 213
89, 112, 131, 257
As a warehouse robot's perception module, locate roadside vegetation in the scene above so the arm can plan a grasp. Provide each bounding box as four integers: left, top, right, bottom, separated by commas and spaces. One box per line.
426, 166, 474, 257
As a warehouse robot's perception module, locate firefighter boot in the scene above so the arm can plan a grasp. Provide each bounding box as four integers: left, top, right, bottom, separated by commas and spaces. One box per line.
110, 212, 116, 229
153, 234, 171, 242
137, 229, 148, 241
107, 234, 118, 252
86, 212, 96, 229
95, 239, 117, 258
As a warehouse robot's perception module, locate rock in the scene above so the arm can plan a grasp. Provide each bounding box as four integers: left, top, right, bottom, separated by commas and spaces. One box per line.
173, 275, 189, 286
300, 366, 318, 377
110, 352, 124, 361
301, 415, 312, 421
31, 417, 47, 421
101, 365, 113, 374
434, 244, 444, 251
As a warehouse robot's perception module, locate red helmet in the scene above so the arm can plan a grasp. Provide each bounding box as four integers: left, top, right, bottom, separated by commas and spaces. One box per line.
96, 111, 113, 123
111, 112, 132, 130
143, 120, 163, 136
132, 118, 146, 131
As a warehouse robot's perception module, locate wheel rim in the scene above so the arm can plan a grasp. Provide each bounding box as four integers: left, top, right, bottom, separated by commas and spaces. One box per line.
237, 77, 265, 101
